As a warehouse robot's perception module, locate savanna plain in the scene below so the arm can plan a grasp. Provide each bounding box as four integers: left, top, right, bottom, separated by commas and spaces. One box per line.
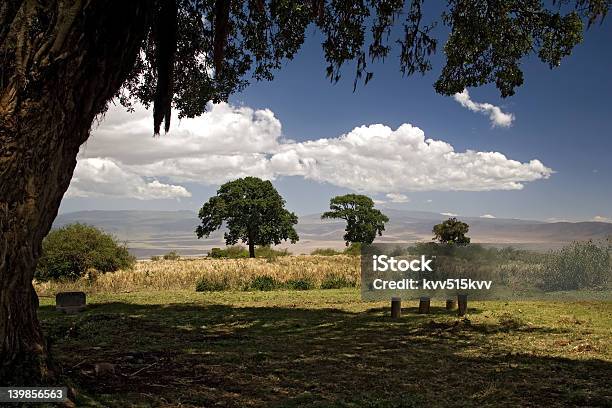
36, 255, 611, 407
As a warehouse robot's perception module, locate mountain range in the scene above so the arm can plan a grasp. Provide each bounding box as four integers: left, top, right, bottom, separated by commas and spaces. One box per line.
53, 209, 612, 258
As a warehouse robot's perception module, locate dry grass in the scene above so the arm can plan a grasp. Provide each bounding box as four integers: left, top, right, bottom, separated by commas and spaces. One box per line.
34, 255, 360, 296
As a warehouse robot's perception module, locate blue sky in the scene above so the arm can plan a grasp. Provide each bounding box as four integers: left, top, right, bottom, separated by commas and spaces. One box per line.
60, 17, 612, 222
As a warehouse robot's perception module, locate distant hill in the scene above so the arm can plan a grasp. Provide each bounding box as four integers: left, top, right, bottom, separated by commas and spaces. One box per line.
53, 209, 612, 258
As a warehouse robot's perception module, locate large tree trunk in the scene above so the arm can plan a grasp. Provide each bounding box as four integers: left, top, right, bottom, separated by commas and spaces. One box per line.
0, 0, 150, 384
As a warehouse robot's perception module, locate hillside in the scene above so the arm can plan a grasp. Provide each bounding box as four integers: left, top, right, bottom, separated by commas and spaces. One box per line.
53, 209, 612, 258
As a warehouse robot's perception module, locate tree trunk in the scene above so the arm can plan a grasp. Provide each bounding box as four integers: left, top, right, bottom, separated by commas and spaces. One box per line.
248, 241, 256, 258
0, 0, 150, 384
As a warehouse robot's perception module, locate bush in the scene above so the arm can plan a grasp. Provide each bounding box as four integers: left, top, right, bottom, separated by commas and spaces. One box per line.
195, 276, 229, 292
35, 223, 135, 282
208, 245, 290, 259
344, 242, 362, 256
321, 273, 354, 289
256, 246, 291, 260
539, 240, 611, 291
150, 255, 161, 261
311, 248, 342, 256
163, 251, 181, 260
249, 275, 280, 291
208, 246, 249, 258
286, 278, 314, 290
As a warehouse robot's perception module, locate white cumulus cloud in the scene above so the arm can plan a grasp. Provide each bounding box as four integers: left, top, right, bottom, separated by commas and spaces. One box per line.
592, 216, 612, 223
386, 193, 410, 203
71, 101, 552, 199
453, 89, 515, 127
67, 158, 191, 200
480, 214, 496, 219
441, 212, 458, 217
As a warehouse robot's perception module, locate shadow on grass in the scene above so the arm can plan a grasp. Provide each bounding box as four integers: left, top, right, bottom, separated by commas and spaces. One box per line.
39, 302, 611, 408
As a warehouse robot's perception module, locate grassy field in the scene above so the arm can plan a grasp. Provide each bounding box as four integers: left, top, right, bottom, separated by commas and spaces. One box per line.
38, 289, 611, 407
35, 256, 360, 295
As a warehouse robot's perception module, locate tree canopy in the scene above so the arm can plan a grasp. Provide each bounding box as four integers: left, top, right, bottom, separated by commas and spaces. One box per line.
322, 194, 389, 246
35, 223, 135, 282
112, 0, 611, 134
195, 177, 299, 257
432, 217, 471, 245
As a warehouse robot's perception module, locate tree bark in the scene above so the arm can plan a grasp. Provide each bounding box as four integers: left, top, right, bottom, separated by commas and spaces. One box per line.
248, 241, 256, 258
0, 0, 151, 384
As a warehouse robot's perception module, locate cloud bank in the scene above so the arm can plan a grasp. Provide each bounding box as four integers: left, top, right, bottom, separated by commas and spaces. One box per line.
453, 89, 515, 127
69, 102, 551, 199
592, 216, 612, 223
67, 158, 191, 200
386, 193, 410, 203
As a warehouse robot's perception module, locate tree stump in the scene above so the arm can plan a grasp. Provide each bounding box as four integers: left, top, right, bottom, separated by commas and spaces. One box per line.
446, 299, 456, 310
391, 297, 401, 318
56, 292, 87, 314
457, 294, 468, 316
418, 297, 430, 314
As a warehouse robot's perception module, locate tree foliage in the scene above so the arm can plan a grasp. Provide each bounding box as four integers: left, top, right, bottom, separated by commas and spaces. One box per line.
196, 177, 299, 257
432, 217, 471, 245
112, 0, 611, 133
322, 194, 389, 245
35, 223, 135, 282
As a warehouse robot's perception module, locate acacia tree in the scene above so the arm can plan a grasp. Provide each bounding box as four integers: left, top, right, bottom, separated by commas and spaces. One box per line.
196, 177, 299, 257
0, 0, 608, 384
322, 194, 389, 245
432, 217, 471, 245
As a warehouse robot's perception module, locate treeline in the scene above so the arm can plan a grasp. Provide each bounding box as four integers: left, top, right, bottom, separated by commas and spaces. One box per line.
383, 241, 611, 292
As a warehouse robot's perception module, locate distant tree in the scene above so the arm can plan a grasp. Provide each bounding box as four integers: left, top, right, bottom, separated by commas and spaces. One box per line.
322, 194, 389, 246
196, 177, 298, 258
36, 223, 135, 282
162, 251, 181, 260
432, 218, 471, 245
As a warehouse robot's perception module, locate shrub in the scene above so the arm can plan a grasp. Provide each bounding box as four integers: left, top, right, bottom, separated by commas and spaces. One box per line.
539, 240, 611, 291
150, 255, 161, 261
311, 248, 342, 256
196, 276, 229, 292
163, 251, 181, 260
249, 275, 280, 291
321, 273, 354, 289
208, 245, 290, 259
35, 223, 135, 282
208, 246, 249, 258
256, 246, 291, 260
286, 278, 314, 290
344, 242, 362, 256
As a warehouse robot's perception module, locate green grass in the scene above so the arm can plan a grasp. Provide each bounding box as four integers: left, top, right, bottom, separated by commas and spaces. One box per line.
38, 289, 612, 407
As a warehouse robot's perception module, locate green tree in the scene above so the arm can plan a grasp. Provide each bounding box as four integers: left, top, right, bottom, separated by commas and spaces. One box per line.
432, 217, 471, 245
322, 194, 389, 246
1, 0, 608, 384
196, 177, 298, 258
36, 223, 135, 282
